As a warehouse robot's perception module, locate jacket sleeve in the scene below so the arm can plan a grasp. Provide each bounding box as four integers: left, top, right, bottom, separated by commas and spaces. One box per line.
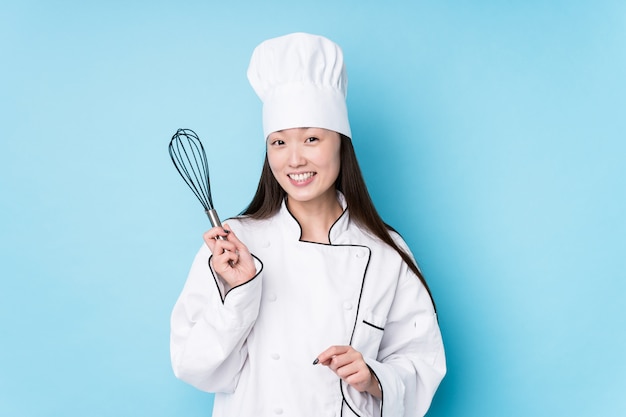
342, 246, 446, 417
371, 271, 445, 417
170, 243, 263, 393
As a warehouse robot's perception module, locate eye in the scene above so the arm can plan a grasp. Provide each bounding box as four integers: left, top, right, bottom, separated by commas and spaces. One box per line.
305, 137, 319, 143
270, 139, 285, 146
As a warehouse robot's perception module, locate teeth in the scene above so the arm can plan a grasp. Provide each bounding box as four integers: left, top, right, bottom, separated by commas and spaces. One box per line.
289, 172, 314, 182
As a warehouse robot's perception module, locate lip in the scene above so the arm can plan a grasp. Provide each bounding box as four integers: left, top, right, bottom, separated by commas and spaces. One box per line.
288, 171, 316, 186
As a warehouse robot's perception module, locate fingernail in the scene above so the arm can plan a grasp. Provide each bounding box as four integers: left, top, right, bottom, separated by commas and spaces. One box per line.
312, 358, 319, 365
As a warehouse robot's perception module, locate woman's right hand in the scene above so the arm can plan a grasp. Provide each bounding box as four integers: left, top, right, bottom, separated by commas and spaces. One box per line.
203, 223, 256, 290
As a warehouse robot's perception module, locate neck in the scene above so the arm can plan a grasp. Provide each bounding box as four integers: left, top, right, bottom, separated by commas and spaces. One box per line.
287, 193, 343, 244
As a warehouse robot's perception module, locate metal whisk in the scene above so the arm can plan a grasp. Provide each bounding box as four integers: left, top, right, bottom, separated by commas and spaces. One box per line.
168, 128, 224, 234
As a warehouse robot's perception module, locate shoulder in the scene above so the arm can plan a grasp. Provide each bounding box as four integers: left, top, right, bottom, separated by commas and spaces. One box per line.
222, 215, 275, 241
347, 224, 405, 264
387, 228, 416, 260
223, 215, 267, 229
354, 224, 423, 281
352, 222, 412, 255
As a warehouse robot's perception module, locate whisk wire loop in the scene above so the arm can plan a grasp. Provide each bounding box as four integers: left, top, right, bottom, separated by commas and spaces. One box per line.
168, 129, 215, 212
168, 128, 226, 240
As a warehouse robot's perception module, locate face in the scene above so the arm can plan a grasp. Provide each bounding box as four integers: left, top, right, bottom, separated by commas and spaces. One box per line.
267, 127, 341, 207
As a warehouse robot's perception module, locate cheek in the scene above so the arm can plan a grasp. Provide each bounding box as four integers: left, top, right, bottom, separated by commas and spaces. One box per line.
328, 152, 341, 178
331, 160, 341, 182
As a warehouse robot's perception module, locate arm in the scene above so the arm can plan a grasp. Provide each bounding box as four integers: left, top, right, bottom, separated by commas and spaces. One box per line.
338, 237, 446, 417
170, 226, 263, 393
366, 268, 446, 417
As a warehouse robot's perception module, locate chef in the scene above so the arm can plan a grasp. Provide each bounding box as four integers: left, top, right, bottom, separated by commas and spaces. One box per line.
170, 32, 446, 417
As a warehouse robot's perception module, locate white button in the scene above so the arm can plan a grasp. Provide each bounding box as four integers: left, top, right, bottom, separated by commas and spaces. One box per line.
271, 353, 280, 360
267, 293, 277, 302
343, 302, 353, 310
274, 408, 283, 414
261, 240, 271, 248
356, 251, 365, 258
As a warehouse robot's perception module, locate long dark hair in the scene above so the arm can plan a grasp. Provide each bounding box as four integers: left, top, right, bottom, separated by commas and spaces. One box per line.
241, 135, 436, 310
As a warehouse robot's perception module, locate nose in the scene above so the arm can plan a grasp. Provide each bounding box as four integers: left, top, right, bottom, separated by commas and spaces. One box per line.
288, 144, 305, 167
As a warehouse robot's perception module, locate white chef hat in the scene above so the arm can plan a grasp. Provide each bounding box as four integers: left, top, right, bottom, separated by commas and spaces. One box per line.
247, 32, 351, 140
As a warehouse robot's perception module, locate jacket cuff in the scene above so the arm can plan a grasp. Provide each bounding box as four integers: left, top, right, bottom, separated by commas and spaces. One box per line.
208, 254, 264, 328
366, 358, 406, 417
340, 359, 404, 417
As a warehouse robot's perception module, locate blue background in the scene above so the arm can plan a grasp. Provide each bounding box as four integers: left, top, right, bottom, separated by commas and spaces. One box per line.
1, 1, 625, 416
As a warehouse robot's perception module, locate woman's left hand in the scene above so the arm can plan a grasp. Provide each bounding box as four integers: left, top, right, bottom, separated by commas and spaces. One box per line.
314, 345, 381, 399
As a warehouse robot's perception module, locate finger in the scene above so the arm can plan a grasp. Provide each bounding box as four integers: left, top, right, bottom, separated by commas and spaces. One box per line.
203, 227, 231, 249
220, 223, 248, 250
209, 238, 234, 262
210, 252, 229, 273
328, 350, 361, 372
335, 360, 364, 379
204, 225, 231, 240
345, 369, 374, 392
314, 345, 350, 366
223, 248, 241, 265
211, 240, 240, 263
210, 224, 253, 258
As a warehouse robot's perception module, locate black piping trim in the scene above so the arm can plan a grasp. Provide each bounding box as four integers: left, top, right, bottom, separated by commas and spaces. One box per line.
340, 381, 362, 417
208, 253, 264, 304
362, 320, 384, 331
328, 208, 348, 243
337, 246, 372, 416
339, 365, 383, 417
369, 365, 384, 417
349, 249, 371, 345
284, 199, 348, 244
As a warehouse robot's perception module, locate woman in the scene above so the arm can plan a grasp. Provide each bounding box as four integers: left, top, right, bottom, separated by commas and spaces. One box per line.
170, 32, 446, 417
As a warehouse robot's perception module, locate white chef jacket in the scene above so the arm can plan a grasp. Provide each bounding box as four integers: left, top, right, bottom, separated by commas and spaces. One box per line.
170, 194, 446, 417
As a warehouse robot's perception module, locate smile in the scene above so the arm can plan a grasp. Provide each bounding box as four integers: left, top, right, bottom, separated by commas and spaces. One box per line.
288, 172, 316, 182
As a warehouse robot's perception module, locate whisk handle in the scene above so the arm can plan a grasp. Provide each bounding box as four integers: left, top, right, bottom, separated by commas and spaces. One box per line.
205, 208, 226, 240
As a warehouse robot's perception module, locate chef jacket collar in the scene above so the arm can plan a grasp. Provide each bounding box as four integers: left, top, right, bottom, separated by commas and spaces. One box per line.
280, 191, 350, 244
